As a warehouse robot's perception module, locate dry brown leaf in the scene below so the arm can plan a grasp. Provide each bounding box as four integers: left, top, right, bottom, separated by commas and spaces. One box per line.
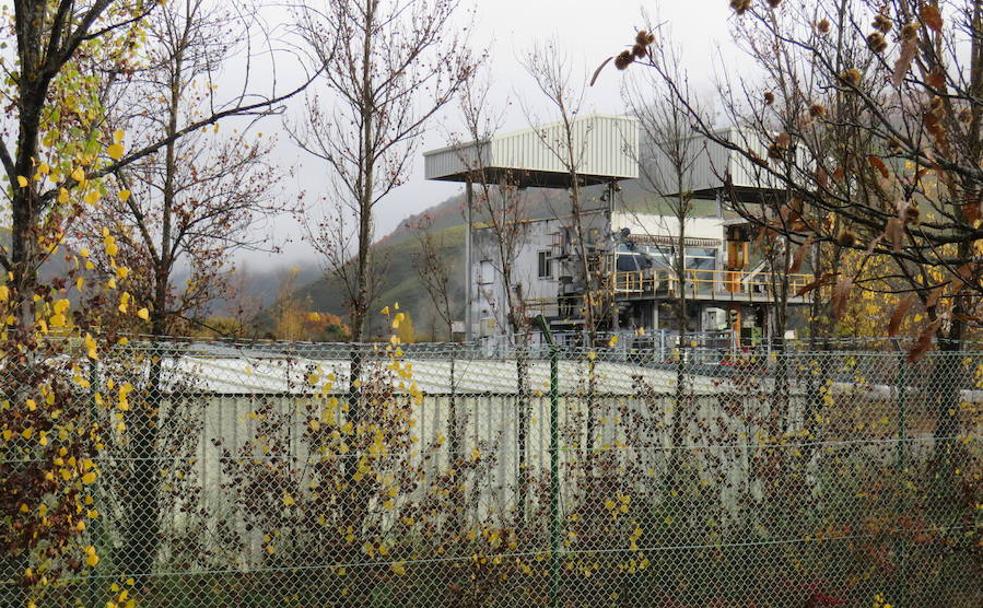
908, 319, 941, 362
920, 5, 943, 32
892, 38, 918, 86
962, 202, 982, 223
867, 155, 890, 178
831, 276, 854, 319
926, 67, 946, 90
885, 217, 904, 253
888, 294, 917, 336
790, 235, 814, 273
816, 166, 829, 189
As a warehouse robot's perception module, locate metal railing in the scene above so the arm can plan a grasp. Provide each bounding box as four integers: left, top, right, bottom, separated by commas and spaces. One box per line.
1, 338, 979, 607
612, 267, 814, 300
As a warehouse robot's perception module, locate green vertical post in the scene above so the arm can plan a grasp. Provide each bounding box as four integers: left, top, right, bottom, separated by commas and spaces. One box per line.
894, 347, 908, 607
535, 315, 561, 608
548, 342, 560, 608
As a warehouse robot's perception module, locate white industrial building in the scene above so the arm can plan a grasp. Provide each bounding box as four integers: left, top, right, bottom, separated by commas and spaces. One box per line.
424, 117, 813, 350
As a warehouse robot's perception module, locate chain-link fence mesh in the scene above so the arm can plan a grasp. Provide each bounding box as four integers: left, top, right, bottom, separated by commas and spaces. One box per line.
2, 338, 980, 607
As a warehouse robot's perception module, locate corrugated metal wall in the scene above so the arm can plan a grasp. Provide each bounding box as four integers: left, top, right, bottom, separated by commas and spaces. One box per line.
425, 114, 639, 181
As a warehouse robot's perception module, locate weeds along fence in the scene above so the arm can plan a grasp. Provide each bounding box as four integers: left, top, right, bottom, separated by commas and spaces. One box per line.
1, 339, 980, 608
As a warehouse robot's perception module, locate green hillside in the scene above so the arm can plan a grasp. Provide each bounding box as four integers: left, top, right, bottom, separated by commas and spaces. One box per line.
294, 224, 467, 340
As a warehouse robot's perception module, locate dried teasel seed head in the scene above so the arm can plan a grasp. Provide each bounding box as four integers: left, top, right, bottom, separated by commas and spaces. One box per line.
729, 0, 753, 16
767, 143, 784, 160
632, 44, 647, 59
901, 22, 919, 40
614, 50, 634, 70
817, 18, 831, 34
767, 0, 781, 7
841, 68, 862, 87
958, 108, 972, 123
872, 13, 893, 33
837, 230, 857, 248
867, 31, 888, 53
635, 30, 651, 46
809, 103, 826, 118
764, 91, 775, 105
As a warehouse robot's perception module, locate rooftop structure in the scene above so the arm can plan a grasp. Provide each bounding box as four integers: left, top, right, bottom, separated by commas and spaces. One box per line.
424, 114, 639, 188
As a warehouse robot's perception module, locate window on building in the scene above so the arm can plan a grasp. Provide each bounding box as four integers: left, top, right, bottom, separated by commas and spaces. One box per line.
537, 251, 554, 279
684, 247, 718, 271
684, 247, 718, 294
478, 259, 494, 285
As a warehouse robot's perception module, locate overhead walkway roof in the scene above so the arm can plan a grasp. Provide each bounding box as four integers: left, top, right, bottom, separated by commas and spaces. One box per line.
424, 114, 639, 188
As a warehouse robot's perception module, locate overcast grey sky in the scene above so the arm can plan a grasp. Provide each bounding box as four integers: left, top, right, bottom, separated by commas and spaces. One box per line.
242, 0, 740, 267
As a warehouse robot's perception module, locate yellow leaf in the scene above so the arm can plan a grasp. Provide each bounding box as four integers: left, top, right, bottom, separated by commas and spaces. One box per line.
84, 545, 99, 567
119, 189, 131, 202
391, 561, 407, 576
113, 129, 125, 144
137, 308, 149, 321
84, 333, 98, 360
16, 175, 28, 187
72, 167, 85, 183
0, 285, 8, 302
282, 492, 295, 507
84, 190, 100, 205
107, 143, 125, 161
82, 471, 97, 485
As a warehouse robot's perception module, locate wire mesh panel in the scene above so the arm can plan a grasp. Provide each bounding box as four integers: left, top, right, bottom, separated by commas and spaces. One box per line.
1, 339, 980, 607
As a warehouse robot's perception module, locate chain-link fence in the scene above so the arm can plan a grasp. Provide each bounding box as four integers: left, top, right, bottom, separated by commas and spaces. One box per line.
2, 338, 980, 607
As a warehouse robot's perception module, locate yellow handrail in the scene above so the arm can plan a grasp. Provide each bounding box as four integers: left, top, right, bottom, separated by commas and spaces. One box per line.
611, 268, 813, 298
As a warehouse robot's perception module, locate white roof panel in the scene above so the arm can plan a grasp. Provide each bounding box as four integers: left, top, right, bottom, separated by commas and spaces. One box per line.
425, 114, 639, 186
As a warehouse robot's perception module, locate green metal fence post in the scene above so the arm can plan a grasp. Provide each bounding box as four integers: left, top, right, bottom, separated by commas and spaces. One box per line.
548, 341, 560, 608
536, 315, 561, 608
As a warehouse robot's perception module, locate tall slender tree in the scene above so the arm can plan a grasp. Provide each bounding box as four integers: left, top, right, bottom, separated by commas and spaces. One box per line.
290, 0, 476, 343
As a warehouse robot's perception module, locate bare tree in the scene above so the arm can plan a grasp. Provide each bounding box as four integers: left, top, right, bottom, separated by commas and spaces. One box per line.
453, 74, 529, 346
450, 73, 537, 524
289, 0, 475, 536
523, 41, 610, 346
622, 29, 706, 494
412, 214, 456, 341
524, 40, 618, 483
81, 0, 289, 337
289, 0, 476, 343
